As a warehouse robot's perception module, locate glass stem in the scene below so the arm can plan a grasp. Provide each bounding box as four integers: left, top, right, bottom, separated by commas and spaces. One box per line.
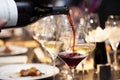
52, 55, 56, 80
114, 51, 117, 64
82, 63, 85, 80
70, 68, 75, 80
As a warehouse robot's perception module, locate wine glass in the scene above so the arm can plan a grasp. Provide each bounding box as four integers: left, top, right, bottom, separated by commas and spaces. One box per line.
58, 13, 96, 80
79, 13, 98, 78
26, 16, 64, 80
105, 15, 120, 70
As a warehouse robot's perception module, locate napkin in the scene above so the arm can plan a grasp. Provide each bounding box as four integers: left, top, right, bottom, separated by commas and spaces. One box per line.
34, 47, 51, 63
0, 55, 28, 65
86, 27, 108, 42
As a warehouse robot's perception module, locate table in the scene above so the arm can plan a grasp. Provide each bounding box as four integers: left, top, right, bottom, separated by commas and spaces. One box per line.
30, 54, 120, 80
24, 46, 120, 80
52, 69, 120, 80
1, 40, 120, 80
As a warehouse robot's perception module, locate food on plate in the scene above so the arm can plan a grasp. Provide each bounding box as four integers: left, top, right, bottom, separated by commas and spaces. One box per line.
4, 46, 12, 53
20, 67, 44, 77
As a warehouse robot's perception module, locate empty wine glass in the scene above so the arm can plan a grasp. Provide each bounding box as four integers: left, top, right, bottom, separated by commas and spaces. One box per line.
105, 15, 120, 70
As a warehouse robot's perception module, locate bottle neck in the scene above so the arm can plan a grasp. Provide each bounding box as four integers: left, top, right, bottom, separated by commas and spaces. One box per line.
34, 6, 69, 18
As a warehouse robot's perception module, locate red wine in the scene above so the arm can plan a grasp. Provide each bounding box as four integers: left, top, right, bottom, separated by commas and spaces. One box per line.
67, 13, 76, 52
1, 0, 69, 29
58, 52, 86, 68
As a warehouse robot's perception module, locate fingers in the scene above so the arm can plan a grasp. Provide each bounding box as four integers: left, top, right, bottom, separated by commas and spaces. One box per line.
0, 19, 7, 29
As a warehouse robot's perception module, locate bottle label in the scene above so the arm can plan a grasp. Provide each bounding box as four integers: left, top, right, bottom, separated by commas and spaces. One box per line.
0, 0, 18, 27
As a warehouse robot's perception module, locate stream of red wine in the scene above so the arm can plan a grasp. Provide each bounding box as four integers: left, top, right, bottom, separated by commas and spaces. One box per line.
67, 13, 76, 52
58, 13, 86, 68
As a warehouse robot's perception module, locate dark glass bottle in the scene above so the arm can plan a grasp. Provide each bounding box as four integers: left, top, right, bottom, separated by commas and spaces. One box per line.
1, 0, 69, 29
94, 42, 108, 71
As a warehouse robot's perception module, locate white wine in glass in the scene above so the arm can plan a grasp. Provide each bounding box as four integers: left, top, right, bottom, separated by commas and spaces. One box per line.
44, 41, 64, 60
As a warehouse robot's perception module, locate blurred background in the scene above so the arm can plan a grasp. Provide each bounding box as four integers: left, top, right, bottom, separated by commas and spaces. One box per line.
0, 0, 120, 80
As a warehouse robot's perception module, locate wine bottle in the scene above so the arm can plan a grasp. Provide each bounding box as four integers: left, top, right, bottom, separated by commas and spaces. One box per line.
94, 42, 108, 72
0, 0, 69, 29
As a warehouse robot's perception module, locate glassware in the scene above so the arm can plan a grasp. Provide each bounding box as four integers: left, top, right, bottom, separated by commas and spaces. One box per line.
105, 15, 120, 70
80, 13, 98, 77
26, 16, 64, 80
58, 13, 96, 80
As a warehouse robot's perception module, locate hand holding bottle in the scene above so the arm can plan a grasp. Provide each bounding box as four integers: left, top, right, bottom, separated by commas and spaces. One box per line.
0, 19, 7, 29
0, 0, 69, 29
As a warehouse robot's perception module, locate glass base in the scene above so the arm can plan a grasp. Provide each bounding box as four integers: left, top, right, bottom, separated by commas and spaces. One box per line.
111, 63, 120, 71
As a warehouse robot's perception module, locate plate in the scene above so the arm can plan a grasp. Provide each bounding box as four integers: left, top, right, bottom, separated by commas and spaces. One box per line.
33, 47, 52, 63
0, 64, 59, 80
0, 29, 12, 40
0, 45, 28, 56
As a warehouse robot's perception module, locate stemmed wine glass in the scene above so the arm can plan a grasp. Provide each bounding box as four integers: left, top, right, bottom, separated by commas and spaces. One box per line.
79, 13, 98, 78
105, 15, 120, 70
77, 13, 99, 76
26, 16, 64, 80
58, 13, 96, 80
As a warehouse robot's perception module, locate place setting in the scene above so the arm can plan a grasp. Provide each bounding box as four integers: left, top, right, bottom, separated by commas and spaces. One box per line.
0, 63, 59, 80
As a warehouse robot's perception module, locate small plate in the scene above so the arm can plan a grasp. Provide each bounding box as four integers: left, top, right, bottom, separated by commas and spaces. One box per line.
0, 64, 59, 80
0, 45, 28, 56
0, 30, 12, 40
